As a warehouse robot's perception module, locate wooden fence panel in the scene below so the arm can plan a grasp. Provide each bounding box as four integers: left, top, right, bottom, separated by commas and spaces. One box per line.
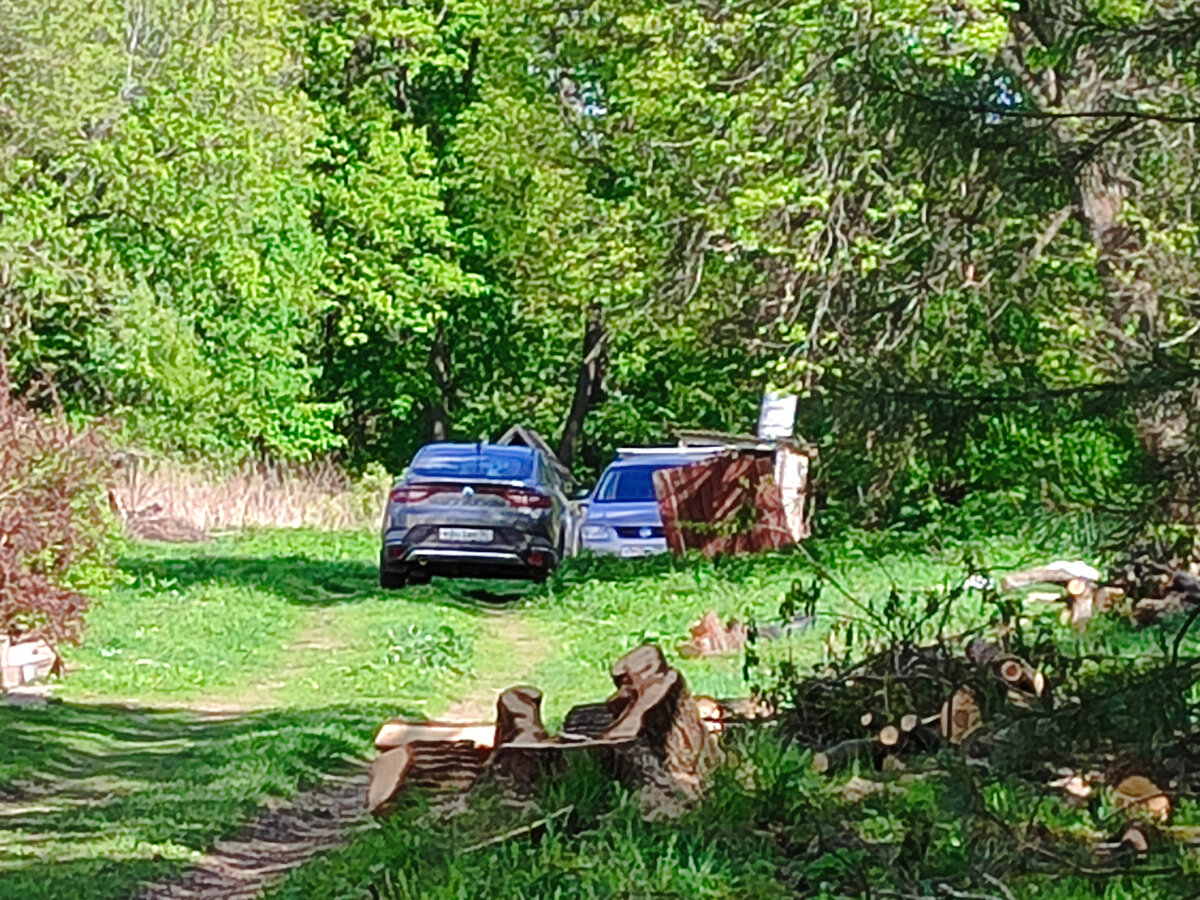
654, 452, 801, 557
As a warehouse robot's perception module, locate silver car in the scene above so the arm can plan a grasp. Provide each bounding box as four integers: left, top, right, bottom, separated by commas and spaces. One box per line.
579, 448, 721, 557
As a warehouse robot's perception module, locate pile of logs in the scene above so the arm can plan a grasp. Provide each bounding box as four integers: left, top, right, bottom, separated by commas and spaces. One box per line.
790, 639, 1050, 772
998, 559, 1200, 628
368, 645, 729, 821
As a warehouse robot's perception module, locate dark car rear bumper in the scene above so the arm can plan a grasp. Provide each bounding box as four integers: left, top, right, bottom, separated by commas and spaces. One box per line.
381, 533, 557, 580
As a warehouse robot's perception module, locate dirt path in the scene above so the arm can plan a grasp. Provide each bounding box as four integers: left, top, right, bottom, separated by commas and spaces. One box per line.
134, 606, 550, 899
442, 607, 552, 721
137, 768, 372, 900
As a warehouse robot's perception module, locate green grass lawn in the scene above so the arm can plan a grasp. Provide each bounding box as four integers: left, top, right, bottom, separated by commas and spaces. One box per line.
58, 531, 488, 711
56, 528, 1047, 716
0, 523, 1105, 899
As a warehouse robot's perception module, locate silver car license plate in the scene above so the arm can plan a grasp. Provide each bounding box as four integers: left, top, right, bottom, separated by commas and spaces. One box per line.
439, 527, 493, 543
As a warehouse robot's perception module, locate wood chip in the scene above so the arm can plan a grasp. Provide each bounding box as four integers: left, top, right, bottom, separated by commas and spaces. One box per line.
694, 696, 726, 734
838, 775, 886, 803
1119, 822, 1151, 854
878, 725, 900, 747
1049, 773, 1092, 801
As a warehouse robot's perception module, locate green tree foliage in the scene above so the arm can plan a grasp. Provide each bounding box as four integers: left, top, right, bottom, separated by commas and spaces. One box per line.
300, 0, 484, 463
0, 0, 336, 460
2, 0, 1197, 523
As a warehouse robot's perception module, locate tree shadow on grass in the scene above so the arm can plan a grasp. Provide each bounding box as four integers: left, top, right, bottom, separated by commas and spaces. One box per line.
0, 698, 403, 900
118, 553, 545, 610
119, 553, 384, 606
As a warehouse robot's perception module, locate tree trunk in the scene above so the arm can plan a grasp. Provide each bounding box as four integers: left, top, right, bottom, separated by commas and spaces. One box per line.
428, 320, 452, 442
558, 303, 606, 468
1073, 158, 1159, 339
1072, 158, 1193, 489
1005, 12, 1198, 518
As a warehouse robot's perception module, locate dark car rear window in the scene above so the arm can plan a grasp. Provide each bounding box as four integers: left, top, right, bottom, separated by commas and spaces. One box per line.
593, 465, 671, 503
410, 445, 535, 480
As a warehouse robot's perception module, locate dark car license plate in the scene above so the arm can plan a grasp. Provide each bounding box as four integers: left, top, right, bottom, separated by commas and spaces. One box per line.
438, 527, 493, 543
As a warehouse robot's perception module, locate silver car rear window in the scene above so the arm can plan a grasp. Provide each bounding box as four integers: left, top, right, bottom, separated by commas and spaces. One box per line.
593, 465, 668, 503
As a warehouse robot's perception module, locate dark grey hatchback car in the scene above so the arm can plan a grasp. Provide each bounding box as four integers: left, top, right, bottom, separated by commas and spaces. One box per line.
379, 442, 573, 588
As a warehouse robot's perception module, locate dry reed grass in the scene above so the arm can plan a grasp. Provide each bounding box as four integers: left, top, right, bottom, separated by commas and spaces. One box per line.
108, 455, 390, 533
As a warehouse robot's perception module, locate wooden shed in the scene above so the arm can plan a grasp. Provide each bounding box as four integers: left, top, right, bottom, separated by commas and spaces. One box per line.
653, 431, 815, 558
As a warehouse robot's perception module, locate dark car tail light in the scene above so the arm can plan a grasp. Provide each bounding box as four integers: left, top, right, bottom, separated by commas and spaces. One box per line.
390, 485, 437, 504
503, 488, 552, 509
391, 483, 550, 508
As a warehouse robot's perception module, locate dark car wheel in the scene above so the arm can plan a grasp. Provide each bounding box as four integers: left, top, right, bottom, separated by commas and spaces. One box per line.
379, 568, 407, 590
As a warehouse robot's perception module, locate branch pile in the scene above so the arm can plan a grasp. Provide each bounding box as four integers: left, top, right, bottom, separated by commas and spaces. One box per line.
770, 558, 1200, 877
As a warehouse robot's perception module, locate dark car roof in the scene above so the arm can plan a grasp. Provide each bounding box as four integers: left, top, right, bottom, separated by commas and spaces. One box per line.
415, 442, 536, 459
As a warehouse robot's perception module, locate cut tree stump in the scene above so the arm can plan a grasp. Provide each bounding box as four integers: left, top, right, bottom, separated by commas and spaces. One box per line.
368, 646, 731, 821
485, 687, 558, 801
598, 645, 722, 818
494, 686, 551, 745
676, 611, 749, 658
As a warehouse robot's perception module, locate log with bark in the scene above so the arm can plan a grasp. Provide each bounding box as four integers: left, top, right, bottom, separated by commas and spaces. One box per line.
999, 561, 1103, 628
940, 686, 982, 745
368, 740, 492, 816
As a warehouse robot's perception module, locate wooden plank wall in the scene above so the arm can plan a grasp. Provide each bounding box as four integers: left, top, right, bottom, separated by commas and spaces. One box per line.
653, 451, 802, 557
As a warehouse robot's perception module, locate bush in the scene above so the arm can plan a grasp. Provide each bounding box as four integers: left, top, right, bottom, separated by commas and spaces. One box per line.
0, 369, 115, 643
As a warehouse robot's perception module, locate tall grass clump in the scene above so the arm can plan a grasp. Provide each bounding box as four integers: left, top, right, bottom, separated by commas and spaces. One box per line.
108, 457, 391, 532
